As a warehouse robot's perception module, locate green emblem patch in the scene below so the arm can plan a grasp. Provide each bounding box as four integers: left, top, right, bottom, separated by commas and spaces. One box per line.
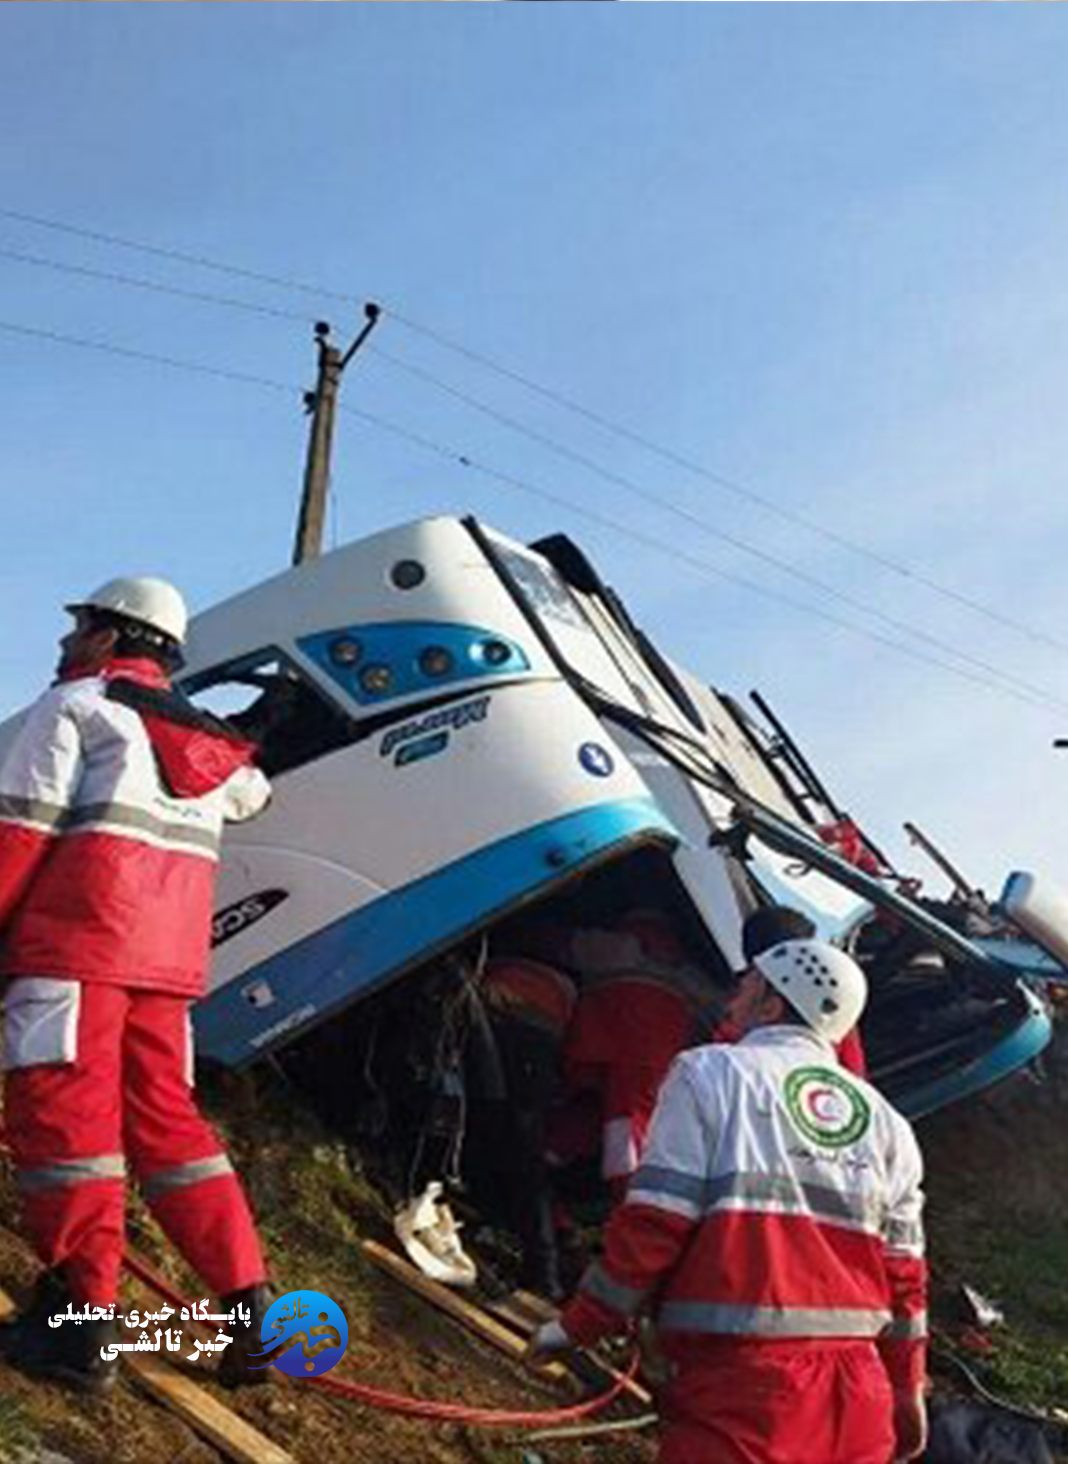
783, 1066, 871, 1149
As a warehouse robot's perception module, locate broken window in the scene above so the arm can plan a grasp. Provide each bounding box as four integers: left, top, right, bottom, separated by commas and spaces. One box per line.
181, 649, 355, 777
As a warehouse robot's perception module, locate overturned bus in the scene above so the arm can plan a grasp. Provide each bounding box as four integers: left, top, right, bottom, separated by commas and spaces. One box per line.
167, 514, 1056, 1166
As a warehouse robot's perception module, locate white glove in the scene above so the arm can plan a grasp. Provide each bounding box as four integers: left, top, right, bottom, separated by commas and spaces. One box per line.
222, 765, 272, 823
524, 1319, 572, 1368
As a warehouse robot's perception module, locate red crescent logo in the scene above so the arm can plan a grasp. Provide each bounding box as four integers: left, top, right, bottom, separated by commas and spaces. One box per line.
805, 1086, 841, 1124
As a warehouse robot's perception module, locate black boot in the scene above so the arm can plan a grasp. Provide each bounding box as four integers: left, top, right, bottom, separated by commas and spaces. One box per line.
0, 1271, 118, 1395
217, 1282, 274, 1389
517, 1194, 566, 1303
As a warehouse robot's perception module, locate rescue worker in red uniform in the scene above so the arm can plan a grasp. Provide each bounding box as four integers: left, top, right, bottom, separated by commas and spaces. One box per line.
551, 912, 724, 1198
528, 937, 927, 1464
0, 578, 273, 1392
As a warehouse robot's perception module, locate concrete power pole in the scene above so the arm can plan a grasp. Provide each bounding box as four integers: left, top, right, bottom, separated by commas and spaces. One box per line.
292, 303, 382, 566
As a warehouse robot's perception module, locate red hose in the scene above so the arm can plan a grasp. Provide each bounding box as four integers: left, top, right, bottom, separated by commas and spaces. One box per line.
122, 1237, 639, 1427
1, 1125, 639, 1428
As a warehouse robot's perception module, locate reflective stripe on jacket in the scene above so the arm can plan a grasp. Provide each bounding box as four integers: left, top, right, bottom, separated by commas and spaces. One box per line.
0, 659, 268, 995
562, 1026, 927, 1391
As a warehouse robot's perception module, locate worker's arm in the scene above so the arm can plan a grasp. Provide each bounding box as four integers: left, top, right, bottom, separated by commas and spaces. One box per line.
558, 1057, 710, 1349
0, 692, 83, 928
878, 1115, 928, 1460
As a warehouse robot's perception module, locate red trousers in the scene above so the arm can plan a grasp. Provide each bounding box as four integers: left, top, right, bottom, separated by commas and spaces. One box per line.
657, 1337, 896, 1464
562, 981, 694, 1184
4, 982, 265, 1306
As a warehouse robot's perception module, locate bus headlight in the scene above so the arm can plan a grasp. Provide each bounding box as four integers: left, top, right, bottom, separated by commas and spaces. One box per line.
329, 637, 363, 667
418, 646, 454, 678
360, 664, 393, 695
479, 639, 512, 666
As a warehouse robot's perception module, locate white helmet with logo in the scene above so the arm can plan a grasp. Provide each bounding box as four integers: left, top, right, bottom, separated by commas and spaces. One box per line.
753, 939, 867, 1044
68, 576, 188, 647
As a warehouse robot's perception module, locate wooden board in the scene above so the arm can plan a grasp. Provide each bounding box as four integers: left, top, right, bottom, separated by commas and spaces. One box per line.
122, 1349, 295, 1464
0, 1230, 293, 1464
361, 1238, 571, 1385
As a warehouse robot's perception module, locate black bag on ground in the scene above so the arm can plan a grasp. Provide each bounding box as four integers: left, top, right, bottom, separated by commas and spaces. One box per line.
924, 1398, 1054, 1464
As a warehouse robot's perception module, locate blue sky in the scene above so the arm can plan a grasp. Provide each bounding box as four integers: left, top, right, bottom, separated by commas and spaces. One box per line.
3, 2, 1068, 892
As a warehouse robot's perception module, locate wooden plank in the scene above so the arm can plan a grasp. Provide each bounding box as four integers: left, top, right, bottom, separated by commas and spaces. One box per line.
361, 1238, 571, 1384
482, 1293, 541, 1336
0, 1234, 292, 1464
512, 1286, 560, 1324
122, 1350, 294, 1464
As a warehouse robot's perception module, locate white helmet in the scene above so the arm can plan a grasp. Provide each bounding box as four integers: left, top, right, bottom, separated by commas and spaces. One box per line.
753, 939, 867, 1044
68, 576, 188, 646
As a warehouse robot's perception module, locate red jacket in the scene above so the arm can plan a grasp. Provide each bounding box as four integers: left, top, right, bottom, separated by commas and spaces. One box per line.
562, 1027, 927, 1394
0, 658, 269, 996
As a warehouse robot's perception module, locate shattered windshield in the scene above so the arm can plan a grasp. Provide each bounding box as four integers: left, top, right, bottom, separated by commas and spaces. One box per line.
730, 797, 998, 972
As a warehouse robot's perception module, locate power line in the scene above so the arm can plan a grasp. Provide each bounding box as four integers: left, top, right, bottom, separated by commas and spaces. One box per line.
0, 205, 356, 303
1, 203, 1061, 654
333, 400, 1067, 717
0, 318, 298, 394
0, 244, 310, 322
0, 308, 1062, 716
388, 308, 1068, 656
366, 344, 1066, 707
0, 229, 1058, 704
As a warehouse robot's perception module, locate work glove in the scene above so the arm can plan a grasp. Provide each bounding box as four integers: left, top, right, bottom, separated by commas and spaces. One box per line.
523, 1319, 572, 1368
892, 1386, 928, 1461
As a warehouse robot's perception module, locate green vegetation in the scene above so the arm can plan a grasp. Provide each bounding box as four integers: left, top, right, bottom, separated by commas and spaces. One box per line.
0, 1393, 38, 1456
928, 1208, 1068, 1413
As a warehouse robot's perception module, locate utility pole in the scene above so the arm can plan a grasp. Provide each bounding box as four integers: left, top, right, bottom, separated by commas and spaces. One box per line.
292, 302, 382, 566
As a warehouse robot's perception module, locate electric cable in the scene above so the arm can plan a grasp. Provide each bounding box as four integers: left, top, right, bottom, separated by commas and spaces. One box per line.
0, 202, 1060, 654
335, 397, 1068, 716
6, 236, 1056, 700
0, 317, 298, 395
0, 205, 356, 304
0, 243, 311, 322
0, 310, 1062, 715
387, 307, 1068, 656
365, 344, 1064, 706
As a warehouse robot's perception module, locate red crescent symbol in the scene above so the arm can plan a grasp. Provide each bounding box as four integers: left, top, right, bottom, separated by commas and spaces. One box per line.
805, 1086, 840, 1124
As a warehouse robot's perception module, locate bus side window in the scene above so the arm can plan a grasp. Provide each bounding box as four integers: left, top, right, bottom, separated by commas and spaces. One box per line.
182, 652, 355, 778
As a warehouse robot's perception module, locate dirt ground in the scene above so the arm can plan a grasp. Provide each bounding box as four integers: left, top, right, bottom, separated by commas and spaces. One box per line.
0, 1077, 655, 1464
3, 1024, 1068, 1464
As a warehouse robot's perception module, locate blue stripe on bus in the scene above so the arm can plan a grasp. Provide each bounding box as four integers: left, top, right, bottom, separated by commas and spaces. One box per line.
892, 987, 1051, 1119
194, 795, 679, 1066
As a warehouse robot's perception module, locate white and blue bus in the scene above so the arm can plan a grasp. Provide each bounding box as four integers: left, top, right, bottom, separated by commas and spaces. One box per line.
170, 514, 1054, 1127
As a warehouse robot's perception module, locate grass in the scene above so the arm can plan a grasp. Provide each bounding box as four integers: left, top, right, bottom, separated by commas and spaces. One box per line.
928, 1207, 1068, 1411
0, 1393, 38, 1456
5, 1030, 1068, 1463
